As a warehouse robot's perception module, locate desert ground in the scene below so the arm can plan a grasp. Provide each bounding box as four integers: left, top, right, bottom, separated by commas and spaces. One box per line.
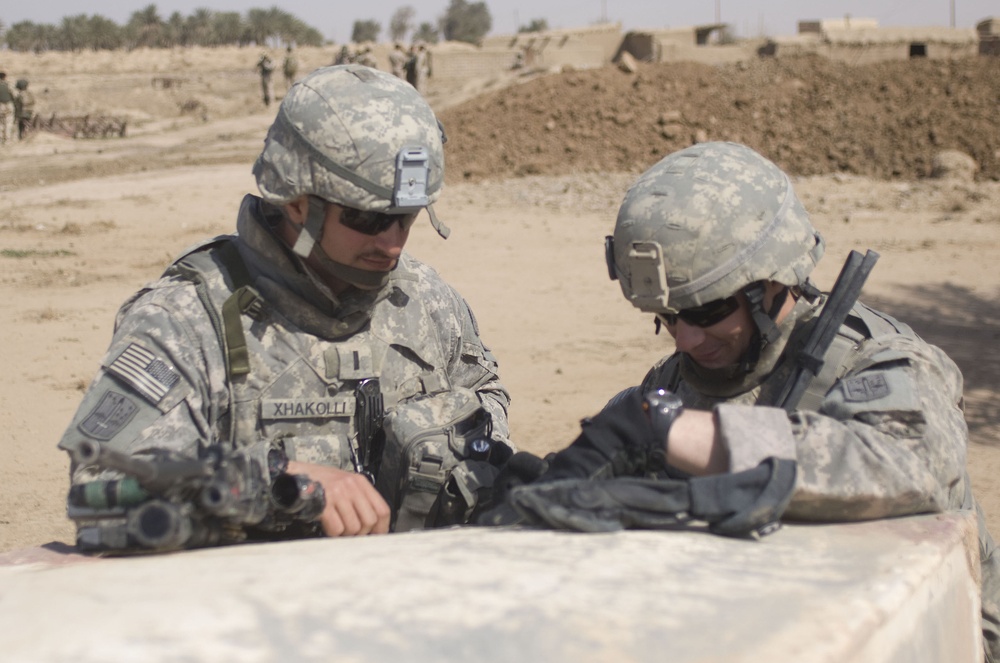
0, 46, 998, 552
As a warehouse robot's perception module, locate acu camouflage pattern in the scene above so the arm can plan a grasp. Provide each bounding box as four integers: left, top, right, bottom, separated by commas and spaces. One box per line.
639, 249, 1000, 658
59, 195, 511, 531
611, 141, 824, 312
253, 65, 444, 211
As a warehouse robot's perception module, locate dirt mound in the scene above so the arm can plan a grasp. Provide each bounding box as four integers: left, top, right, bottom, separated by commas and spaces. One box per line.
440, 55, 1000, 183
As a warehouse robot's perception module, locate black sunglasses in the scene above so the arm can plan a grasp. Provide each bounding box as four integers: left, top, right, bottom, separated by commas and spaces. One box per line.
656, 295, 741, 328
337, 205, 419, 236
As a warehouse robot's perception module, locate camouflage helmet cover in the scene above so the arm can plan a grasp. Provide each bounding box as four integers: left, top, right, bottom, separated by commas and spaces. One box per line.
611, 141, 824, 312
253, 64, 444, 212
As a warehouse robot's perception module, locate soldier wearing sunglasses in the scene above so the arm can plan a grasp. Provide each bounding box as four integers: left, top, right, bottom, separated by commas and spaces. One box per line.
58, 66, 512, 547
503, 142, 999, 659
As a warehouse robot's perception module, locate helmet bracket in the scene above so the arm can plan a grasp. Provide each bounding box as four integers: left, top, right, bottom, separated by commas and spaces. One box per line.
625, 241, 669, 311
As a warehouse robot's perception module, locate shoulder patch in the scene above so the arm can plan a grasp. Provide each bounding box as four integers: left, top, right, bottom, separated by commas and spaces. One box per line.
464, 300, 480, 337
78, 390, 139, 440
107, 343, 180, 405
843, 373, 891, 402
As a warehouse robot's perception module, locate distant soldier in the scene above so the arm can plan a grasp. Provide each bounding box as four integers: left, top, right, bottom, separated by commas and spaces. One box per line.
282, 46, 299, 90
411, 44, 431, 95
389, 43, 407, 79
13, 79, 36, 140
0, 72, 14, 145
334, 45, 353, 65
356, 46, 378, 70
256, 52, 276, 107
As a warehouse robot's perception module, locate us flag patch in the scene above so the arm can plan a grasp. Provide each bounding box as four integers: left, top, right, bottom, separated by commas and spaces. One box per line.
107, 343, 180, 404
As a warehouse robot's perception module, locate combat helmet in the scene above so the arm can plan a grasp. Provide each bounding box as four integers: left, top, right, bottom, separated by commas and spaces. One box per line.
607, 141, 824, 366
253, 64, 449, 271
15, 79, 28, 91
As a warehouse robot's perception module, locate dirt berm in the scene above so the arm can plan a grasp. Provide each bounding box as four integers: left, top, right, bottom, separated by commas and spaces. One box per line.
439, 55, 1000, 184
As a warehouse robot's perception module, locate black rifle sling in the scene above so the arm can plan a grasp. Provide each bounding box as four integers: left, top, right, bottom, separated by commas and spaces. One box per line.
773, 249, 879, 412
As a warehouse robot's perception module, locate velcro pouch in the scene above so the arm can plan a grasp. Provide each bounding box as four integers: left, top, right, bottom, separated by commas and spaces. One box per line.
375, 388, 493, 532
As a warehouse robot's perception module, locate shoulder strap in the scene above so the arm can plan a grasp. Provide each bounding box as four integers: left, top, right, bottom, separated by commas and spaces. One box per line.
216, 241, 261, 378
171, 237, 262, 380
794, 310, 869, 411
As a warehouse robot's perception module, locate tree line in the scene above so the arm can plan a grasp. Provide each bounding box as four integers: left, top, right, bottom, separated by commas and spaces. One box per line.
0, 1, 549, 53
1, 5, 322, 52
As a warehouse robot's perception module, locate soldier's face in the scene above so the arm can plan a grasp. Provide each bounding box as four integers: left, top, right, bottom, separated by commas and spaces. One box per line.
318, 204, 411, 273
664, 297, 755, 369
664, 282, 790, 369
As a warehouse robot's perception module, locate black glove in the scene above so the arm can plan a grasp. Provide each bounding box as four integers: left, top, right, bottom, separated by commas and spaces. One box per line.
496, 457, 796, 539
539, 387, 663, 482
471, 451, 550, 526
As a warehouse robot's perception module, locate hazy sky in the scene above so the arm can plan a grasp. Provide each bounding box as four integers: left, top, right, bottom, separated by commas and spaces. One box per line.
2, 1, 993, 43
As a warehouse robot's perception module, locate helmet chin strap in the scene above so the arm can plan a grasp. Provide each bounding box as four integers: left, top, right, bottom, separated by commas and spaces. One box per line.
291, 196, 327, 258
738, 282, 787, 373
312, 251, 392, 290
290, 196, 392, 290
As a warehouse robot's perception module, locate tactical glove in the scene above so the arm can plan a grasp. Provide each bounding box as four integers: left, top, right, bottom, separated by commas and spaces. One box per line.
493, 457, 796, 539
539, 387, 665, 482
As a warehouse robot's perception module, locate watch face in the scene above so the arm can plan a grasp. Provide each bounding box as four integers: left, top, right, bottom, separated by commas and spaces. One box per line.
643, 389, 684, 446
643, 389, 683, 416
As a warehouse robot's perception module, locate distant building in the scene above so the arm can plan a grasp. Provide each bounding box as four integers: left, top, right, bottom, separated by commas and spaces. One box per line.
777, 18, 978, 62
978, 17, 1000, 56
798, 17, 880, 34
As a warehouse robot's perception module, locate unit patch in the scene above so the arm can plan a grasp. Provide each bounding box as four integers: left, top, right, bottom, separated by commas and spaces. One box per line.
843, 373, 891, 402
261, 395, 356, 420
107, 343, 180, 405
79, 390, 139, 440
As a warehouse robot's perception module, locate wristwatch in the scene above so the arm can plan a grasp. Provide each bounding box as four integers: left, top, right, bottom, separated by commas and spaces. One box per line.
642, 389, 685, 450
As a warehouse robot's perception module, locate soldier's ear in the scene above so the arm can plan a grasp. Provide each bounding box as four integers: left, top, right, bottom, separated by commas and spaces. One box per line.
283, 196, 310, 224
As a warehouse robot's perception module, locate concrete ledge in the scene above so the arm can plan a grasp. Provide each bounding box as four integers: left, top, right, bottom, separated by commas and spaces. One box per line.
0, 513, 982, 662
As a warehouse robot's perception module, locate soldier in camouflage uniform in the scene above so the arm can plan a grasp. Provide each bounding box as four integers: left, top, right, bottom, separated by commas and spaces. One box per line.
0, 72, 14, 145
530, 141, 999, 658
58, 65, 512, 543
256, 52, 276, 106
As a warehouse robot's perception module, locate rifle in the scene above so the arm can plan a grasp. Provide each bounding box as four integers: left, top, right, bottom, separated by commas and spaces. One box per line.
773, 249, 880, 412
354, 377, 386, 484
66, 439, 325, 554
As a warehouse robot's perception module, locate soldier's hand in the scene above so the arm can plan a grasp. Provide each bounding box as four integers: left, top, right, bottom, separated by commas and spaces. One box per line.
286, 461, 391, 536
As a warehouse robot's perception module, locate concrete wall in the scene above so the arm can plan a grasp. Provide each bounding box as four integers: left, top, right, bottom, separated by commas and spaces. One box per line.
799, 17, 881, 34
619, 29, 757, 66
423, 22, 624, 83
768, 27, 978, 62
0, 513, 984, 662
818, 41, 978, 63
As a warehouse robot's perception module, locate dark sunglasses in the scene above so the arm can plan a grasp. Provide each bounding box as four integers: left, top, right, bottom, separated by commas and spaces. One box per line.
656, 295, 740, 328
337, 205, 419, 236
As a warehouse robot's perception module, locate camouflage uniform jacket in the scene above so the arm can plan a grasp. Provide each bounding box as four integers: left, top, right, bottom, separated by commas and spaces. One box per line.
642, 295, 1000, 660
60, 194, 511, 495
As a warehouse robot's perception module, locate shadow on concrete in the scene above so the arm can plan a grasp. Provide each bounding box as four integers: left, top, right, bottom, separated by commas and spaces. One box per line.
864, 283, 1000, 445
0, 541, 94, 568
